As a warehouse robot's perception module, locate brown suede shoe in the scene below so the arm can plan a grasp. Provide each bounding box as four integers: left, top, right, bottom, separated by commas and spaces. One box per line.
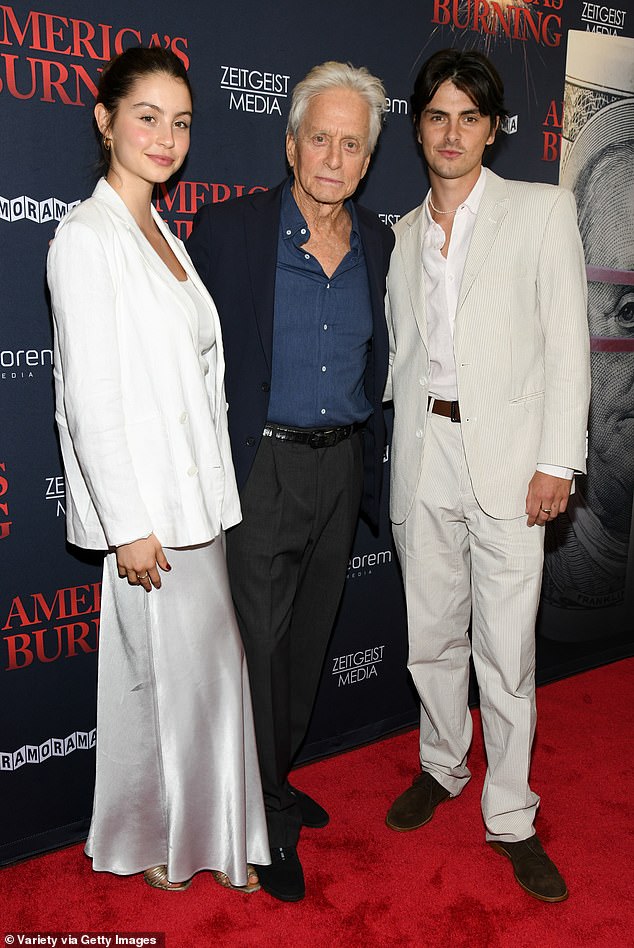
386, 770, 451, 831
489, 835, 568, 902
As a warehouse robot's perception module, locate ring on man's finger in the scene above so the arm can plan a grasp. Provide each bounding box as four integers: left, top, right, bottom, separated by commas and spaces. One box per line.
540, 507, 552, 513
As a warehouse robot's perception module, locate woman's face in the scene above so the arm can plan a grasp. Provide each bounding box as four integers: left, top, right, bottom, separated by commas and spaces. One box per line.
95, 72, 192, 191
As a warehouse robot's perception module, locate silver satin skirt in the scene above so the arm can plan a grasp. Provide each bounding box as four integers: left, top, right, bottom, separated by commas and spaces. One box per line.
85, 537, 270, 884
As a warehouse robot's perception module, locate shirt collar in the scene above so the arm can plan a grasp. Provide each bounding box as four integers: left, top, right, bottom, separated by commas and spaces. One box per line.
280, 177, 361, 244
424, 165, 488, 225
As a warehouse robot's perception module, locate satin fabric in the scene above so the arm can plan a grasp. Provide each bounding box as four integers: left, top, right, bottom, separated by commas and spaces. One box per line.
85, 540, 270, 885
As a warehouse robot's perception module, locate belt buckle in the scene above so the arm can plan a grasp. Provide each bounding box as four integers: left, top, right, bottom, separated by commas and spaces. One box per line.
450, 402, 460, 423
309, 429, 328, 448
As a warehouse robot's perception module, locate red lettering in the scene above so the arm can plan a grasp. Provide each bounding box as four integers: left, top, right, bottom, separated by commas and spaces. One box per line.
33, 626, 63, 663
67, 585, 94, 617
542, 13, 561, 47
542, 131, 561, 162
71, 20, 100, 59
44, 14, 70, 54
2, 596, 30, 630
543, 100, 563, 128
432, 0, 451, 25
114, 27, 142, 55
474, 0, 494, 35
174, 219, 193, 241
210, 183, 232, 203
5, 632, 33, 669
0, 6, 43, 49
170, 37, 189, 71
1, 51, 36, 98
64, 618, 99, 656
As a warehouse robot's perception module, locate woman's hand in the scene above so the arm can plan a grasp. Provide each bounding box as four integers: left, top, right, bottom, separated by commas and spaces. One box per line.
116, 534, 171, 590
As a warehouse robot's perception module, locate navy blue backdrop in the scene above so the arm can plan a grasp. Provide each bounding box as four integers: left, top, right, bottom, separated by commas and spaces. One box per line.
1, 0, 633, 864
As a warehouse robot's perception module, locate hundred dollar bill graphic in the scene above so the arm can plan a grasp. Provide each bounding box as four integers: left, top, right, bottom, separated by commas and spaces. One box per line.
539, 30, 634, 640
560, 30, 634, 187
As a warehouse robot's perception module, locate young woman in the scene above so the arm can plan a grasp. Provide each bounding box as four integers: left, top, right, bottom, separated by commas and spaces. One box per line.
47, 47, 269, 892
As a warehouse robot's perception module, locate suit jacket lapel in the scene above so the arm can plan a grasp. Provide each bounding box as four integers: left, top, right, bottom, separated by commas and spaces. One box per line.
244, 183, 285, 372
458, 170, 508, 311
401, 204, 428, 348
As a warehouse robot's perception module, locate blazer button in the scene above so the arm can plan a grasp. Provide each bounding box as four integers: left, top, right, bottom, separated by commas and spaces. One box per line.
246, 437, 255, 447
261, 382, 270, 392
187, 465, 198, 477
415, 429, 423, 439
179, 412, 189, 424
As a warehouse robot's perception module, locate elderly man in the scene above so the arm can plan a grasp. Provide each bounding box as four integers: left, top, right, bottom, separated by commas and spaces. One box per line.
384, 49, 590, 902
188, 62, 394, 902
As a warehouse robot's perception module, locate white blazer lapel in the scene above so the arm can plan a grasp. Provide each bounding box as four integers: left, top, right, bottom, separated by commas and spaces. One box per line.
400, 205, 429, 349
458, 171, 508, 311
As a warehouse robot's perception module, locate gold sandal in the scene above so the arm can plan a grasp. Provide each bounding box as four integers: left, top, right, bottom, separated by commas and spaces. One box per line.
143, 864, 192, 892
212, 864, 260, 893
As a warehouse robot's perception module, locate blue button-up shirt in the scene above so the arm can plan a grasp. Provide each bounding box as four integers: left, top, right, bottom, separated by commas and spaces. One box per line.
266, 180, 373, 428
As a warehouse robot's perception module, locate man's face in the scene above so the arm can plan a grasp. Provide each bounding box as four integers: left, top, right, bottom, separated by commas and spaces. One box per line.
417, 80, 496, 188
286, 87, 371, 210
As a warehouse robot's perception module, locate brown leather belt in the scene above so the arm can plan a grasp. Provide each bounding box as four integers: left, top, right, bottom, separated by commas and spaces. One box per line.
428, 397, 461, 423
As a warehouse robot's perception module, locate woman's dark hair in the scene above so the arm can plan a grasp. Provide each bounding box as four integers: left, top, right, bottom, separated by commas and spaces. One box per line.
411, 49, 507, 133
95, 46, 192, 168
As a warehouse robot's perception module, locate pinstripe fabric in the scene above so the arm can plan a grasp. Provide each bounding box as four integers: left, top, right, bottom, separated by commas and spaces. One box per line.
386, 170, 591, 525
387, 171, 591, 842
393, 412, 543, 841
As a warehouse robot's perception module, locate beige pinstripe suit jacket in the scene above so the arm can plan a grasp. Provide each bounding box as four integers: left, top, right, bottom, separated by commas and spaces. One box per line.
385, 169, 591, 524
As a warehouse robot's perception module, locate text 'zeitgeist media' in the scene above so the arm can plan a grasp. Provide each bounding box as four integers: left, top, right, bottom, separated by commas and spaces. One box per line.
0, 1, 578, 106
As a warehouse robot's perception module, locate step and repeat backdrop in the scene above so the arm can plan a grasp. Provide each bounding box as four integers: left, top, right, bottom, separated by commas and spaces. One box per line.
1, 0, 633, 863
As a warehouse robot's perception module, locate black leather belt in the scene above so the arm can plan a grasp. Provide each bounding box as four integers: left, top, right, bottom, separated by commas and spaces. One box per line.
263, 422, 363, 449
428, 397, 461, 423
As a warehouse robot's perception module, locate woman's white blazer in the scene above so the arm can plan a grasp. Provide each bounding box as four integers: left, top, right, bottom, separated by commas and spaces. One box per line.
47, 178, 241, 551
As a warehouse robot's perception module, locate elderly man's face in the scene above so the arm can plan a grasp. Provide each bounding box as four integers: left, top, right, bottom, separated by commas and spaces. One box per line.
286, 87, 371, 210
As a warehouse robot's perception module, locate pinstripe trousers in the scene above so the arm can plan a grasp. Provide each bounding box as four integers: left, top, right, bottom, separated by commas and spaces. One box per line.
392, 410, 544, 842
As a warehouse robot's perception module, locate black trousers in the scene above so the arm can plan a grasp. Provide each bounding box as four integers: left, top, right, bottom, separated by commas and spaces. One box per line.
226, 430, 364, 848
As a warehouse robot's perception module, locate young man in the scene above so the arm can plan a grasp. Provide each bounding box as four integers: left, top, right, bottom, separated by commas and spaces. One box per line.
384, 49, 590, 902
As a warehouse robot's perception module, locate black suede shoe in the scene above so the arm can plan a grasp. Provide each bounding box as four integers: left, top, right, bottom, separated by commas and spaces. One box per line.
386, 770, 451, 831
489, 835, 568, 902
254, 846, 305, 902
289, 785, 330, 828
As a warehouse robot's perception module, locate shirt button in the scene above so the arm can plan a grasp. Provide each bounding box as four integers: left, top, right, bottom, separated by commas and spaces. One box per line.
304, 253, 310, 259
300, 228, 307, 235
326, 283, 330, 289
321, 366, 327, 372
415, 429, 423, 439
323, 324, 328, 330
179, 412, 188, 423
286, 229, 292, 236
187, 465, 198, 477
419, 377, 426, 386
320, 408, 326, 415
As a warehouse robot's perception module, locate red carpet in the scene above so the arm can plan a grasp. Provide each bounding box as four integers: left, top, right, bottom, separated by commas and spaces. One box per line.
2, 658, 633, 947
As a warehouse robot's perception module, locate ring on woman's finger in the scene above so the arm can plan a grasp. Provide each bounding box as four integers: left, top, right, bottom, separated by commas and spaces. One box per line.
137, 572, 149, 580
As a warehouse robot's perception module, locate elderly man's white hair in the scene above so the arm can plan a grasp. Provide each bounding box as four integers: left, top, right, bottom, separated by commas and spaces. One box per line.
286, 61, 387, 154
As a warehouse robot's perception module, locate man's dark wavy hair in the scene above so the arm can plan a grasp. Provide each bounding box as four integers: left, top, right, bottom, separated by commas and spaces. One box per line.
411, 49, 508, 133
